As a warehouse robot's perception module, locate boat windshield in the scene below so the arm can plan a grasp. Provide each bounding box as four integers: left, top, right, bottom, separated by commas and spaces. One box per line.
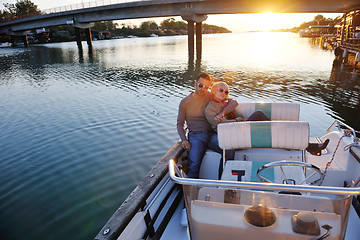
182, 184, 351, 240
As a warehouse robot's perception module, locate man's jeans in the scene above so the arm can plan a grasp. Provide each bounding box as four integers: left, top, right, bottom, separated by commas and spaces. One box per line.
187, 131, 234, 179
187, 131, 211, 178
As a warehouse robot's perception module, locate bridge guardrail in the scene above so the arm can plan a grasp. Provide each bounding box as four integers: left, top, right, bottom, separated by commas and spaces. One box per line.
0, 0, 142, 23
42, 0, 141, 14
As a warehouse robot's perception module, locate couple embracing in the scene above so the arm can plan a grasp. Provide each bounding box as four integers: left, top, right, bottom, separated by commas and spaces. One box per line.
177, 73, 246, 179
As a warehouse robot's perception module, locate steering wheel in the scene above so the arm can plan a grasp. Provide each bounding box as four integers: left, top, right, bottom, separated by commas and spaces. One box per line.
256, 161, 324, 186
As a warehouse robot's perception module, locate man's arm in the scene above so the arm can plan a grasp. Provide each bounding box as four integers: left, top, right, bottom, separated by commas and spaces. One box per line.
176, 99, 187, 141
177, 99, 191, 150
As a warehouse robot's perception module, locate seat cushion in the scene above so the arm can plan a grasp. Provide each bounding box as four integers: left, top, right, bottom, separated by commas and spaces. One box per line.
218, 121, 309, 150
235, 102, 300, 121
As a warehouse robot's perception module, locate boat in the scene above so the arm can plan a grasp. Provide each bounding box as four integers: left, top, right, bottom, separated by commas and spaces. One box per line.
0, 42, 12, 47
95, 102, 360, 240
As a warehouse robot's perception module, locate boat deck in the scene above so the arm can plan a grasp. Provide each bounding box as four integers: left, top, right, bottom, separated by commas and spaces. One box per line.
160, 199, 188, 240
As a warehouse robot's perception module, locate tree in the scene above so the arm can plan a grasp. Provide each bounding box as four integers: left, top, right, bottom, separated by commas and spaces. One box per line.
0, 9, 12, 20
160, 18, 187, 30
298, 14, 337, 30
314, 14, 326, 23
203, 23, 231, 34
3, 0, 40, 17
140, 21, 158, 31
93, 21, 118, 31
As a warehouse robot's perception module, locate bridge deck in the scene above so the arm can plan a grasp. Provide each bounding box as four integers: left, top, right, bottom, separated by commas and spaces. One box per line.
1, 0, 360, 33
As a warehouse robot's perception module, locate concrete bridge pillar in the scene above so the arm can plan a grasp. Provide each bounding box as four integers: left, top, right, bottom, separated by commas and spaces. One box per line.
73, 21, 94, 48
187, 21, 195, 59
182, 12, 207, 60
75, 27, 82, 49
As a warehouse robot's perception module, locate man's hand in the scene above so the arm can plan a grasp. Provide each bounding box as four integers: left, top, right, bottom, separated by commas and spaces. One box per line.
181, 139, 191, 151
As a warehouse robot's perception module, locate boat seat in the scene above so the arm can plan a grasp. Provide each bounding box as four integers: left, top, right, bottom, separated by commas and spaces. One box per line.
199, 102, 302, 180
235, 102, 300, 121
218, 121, 309, 150
199, 121, 309, 180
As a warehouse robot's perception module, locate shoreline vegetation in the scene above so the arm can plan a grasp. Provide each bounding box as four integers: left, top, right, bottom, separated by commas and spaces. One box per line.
265, 14, 340, 33
90, 18, 232, 39
41, 19, 232, 43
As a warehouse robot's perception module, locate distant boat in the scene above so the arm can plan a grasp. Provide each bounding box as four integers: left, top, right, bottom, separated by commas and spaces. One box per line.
150, 33, 158, 37
0, 42, 12, 47
299, 29, 312, 37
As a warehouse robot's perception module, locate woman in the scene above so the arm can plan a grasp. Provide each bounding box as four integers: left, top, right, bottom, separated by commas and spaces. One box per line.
205, 82, 329, 158
205, 82, 269, 132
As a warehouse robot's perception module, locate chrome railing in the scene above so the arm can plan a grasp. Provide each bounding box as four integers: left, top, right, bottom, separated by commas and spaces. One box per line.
327, 119, 357, 140
42, 0, 145, 14
169, 159, 360, 195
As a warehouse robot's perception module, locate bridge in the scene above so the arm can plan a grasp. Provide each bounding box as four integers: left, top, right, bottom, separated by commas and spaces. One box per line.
1, 0, 360, 57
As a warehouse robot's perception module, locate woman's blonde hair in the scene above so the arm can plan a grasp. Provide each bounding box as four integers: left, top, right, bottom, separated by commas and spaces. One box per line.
211, 82, 229, 94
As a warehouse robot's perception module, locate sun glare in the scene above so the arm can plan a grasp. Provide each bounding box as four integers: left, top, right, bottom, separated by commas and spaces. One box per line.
254, 12, 282, 31
208, 13, 335, 32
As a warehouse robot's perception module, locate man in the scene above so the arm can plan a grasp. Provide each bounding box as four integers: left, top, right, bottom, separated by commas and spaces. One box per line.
177, 72, 238, 178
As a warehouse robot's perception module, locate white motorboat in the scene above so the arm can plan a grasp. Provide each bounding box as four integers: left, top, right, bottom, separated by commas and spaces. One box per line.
95, 102, 360, 240
0, 42, 12, 48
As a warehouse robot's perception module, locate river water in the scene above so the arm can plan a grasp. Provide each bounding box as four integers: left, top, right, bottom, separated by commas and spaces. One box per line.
0, 32, 359, 240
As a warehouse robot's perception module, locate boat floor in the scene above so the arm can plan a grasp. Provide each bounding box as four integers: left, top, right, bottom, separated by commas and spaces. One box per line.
160, 197, 360, 240
160, 198, 188, 240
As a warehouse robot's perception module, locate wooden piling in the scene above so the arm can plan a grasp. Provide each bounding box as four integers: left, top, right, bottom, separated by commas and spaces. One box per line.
355, 52, 360, 70
85, 27, 92, 47
342, 49, 348, 64
196, 22, 202, 59
10, 35, 17, 47
23, 35, 28, 47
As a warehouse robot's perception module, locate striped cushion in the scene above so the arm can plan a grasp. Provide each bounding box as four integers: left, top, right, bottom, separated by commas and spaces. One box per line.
235, 102, 300, 121
218, 121, 309, 150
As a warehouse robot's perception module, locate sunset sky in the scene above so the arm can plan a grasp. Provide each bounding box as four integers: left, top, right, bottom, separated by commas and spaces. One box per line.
0, 0, 341, 32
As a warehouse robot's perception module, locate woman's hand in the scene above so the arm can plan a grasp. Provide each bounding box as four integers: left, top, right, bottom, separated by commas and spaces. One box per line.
215, 115, 229, 124
215, 115, 236, 124
214, 111, 226, 123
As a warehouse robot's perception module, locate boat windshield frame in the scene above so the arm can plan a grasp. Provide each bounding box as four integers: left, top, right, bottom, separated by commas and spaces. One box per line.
169, 159, 360, 196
